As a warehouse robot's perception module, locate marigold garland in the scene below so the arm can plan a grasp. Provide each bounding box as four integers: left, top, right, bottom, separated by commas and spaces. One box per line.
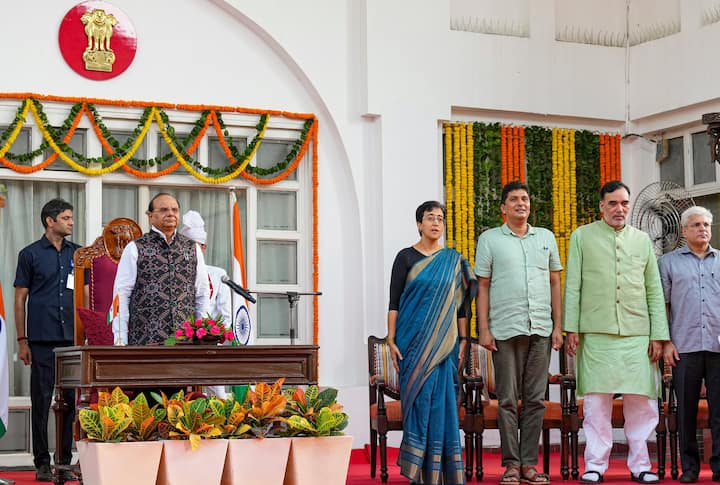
444, 124, 454, 248
0, 94, 316, 184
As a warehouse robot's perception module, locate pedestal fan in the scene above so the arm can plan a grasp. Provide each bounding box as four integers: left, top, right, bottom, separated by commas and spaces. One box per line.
630, 181, 695, 256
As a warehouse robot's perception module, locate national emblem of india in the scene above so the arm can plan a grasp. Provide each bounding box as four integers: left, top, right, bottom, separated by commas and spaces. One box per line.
80, 9, 118, 72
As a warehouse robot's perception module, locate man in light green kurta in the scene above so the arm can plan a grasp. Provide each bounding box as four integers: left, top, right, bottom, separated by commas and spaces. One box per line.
563, 181, 669, 485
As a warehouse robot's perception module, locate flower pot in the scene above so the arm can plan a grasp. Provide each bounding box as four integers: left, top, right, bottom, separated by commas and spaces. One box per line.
221, 437, 291, 485
284, 435, 353, 485
77, 440, 163, 485
157, 439, 228, 485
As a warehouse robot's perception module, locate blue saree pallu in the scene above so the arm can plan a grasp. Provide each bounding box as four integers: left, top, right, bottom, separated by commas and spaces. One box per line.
396, 248, 474, 485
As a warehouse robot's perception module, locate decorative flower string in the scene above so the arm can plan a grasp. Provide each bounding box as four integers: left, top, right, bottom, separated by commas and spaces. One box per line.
312, 120, 319, 349
444, 123, 454, 248
453, 123, 462, 250
0, 94, 316, 184
466, 124, 475, 265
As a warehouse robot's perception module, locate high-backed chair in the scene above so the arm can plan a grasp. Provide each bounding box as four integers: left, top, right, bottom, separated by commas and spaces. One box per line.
367, 335, 474, 482
73, 218, 142, 345
463, 341, 568, 481
560, 354, 667, 480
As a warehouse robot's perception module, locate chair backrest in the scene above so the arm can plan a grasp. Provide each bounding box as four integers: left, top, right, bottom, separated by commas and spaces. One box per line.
74, 218, 142, 345
368, 335, 400, 400
466, 341, 495, 400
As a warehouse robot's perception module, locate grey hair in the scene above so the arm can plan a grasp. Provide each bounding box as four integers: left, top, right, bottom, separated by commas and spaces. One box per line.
681, 206, 713, 227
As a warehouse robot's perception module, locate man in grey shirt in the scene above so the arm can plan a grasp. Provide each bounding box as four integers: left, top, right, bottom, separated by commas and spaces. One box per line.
660, 206, 720, 484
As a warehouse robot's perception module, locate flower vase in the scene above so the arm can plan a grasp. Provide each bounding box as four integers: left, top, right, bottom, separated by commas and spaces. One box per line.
77, 440, 163, 485
284, 435, 353, 485
221, 437, 291, 485
157, 439, 228, 485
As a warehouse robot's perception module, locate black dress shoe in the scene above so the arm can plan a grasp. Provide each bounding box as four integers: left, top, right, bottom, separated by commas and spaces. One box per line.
680, 472, 698, 483
35, 464, 53, 482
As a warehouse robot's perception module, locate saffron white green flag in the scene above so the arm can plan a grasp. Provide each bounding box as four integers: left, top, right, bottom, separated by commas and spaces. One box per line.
0, 281, 8, 438
231, 191, 253, 345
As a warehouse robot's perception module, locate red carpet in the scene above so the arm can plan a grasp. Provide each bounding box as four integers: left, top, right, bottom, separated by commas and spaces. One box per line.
347, 446, 705, 484
0, 449, 708, 484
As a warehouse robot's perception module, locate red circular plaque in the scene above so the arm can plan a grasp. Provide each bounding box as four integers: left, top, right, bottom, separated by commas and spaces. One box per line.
58, 1, 137, 81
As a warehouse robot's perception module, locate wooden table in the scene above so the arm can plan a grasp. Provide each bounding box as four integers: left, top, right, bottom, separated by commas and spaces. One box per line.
52, 345, 318, 479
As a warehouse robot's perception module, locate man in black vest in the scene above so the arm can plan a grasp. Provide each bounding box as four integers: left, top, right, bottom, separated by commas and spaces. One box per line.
112, 193, 210, 345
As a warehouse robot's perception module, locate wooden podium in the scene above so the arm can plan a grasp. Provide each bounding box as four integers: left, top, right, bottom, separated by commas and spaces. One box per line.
53, 345, 318, 476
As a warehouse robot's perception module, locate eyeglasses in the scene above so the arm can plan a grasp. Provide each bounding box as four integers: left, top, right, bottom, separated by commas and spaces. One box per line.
151, 207, 180, 215
424, 215, 445, 224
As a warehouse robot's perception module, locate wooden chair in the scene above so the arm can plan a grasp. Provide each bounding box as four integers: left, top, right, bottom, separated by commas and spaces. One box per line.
463, 341, 568, 481
367, 335, 474, 482
560, 354, 667, 480
73, 217, 142, 345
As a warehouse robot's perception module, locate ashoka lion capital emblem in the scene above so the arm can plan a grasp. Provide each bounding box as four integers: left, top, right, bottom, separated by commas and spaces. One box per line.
81, 9, 118, 72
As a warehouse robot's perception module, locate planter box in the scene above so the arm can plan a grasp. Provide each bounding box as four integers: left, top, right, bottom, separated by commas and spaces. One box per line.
284, 435, 353, 485
221, 437, 291, 485
157, 439, 229, 485
77, 440, 163, 485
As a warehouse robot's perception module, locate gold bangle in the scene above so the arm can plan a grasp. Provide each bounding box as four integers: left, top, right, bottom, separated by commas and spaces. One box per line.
387, 336, 395, 344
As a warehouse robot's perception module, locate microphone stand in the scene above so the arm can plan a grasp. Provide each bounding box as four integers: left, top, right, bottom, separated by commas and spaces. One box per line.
253, 290, 322, 345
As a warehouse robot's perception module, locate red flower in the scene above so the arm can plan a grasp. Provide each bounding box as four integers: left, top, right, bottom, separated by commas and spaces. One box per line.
209, 325, 221, 335
196, 328, 207, 338
207, 319, 216, 326
184, 327, 194, 338
175, 329, 184, 339
194, 318, 203, 327
224, 331, 235, 342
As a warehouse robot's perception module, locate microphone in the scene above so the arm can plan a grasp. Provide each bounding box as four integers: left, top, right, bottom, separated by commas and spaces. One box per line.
221, 275, 257, 304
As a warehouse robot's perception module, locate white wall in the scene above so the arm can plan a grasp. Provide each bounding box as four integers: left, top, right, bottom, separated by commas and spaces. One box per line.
5, 0, 720, 452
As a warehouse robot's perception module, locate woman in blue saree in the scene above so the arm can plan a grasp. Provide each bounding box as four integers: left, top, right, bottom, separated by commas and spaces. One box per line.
387, 201, 477, 485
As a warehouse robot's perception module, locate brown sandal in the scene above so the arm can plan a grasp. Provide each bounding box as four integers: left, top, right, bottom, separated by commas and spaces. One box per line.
501, 466, 521, 485
521, 466, 550, 485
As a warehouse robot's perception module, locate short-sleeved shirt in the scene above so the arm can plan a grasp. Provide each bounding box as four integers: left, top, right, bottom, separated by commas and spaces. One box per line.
14, 235, 80, 342
659, 245, 720, 353
474, 223, 562, 340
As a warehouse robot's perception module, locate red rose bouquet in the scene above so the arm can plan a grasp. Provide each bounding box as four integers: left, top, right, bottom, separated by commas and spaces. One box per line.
164, 314, 235, 346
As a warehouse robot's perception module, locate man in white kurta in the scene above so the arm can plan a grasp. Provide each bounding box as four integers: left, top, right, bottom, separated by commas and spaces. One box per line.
180, 210, 233, 397
563, 181, 669, 484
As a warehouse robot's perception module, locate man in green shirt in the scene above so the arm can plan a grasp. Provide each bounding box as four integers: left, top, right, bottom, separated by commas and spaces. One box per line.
563, 180, 669, 484
475, 181, 563, 485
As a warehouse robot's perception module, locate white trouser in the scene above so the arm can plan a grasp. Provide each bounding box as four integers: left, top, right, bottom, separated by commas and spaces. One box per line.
583, 393, 659, 475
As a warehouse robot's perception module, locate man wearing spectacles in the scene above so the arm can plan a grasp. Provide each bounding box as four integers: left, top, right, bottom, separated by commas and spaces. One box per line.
111, 193, 210, 345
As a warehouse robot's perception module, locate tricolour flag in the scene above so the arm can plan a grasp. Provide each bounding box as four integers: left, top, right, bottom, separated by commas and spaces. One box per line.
231, 191, 253, 345
106, 293, 119, 326
0, 281, 9, 438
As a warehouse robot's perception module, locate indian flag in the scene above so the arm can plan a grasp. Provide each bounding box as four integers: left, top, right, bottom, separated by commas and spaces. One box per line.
231, 191, 253, 345
107, 293, 119, 326
0, 281, 8, 438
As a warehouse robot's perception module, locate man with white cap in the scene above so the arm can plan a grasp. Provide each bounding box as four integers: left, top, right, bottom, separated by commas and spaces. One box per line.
180, 210, 233, 398
179, 210, 233, 325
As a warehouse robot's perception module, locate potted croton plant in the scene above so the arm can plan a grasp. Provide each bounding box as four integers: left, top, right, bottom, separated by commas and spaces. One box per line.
281, 385, 352, 485
153, 389, 228, 485
220, 378, 292, 485
77, 387, 166, 485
